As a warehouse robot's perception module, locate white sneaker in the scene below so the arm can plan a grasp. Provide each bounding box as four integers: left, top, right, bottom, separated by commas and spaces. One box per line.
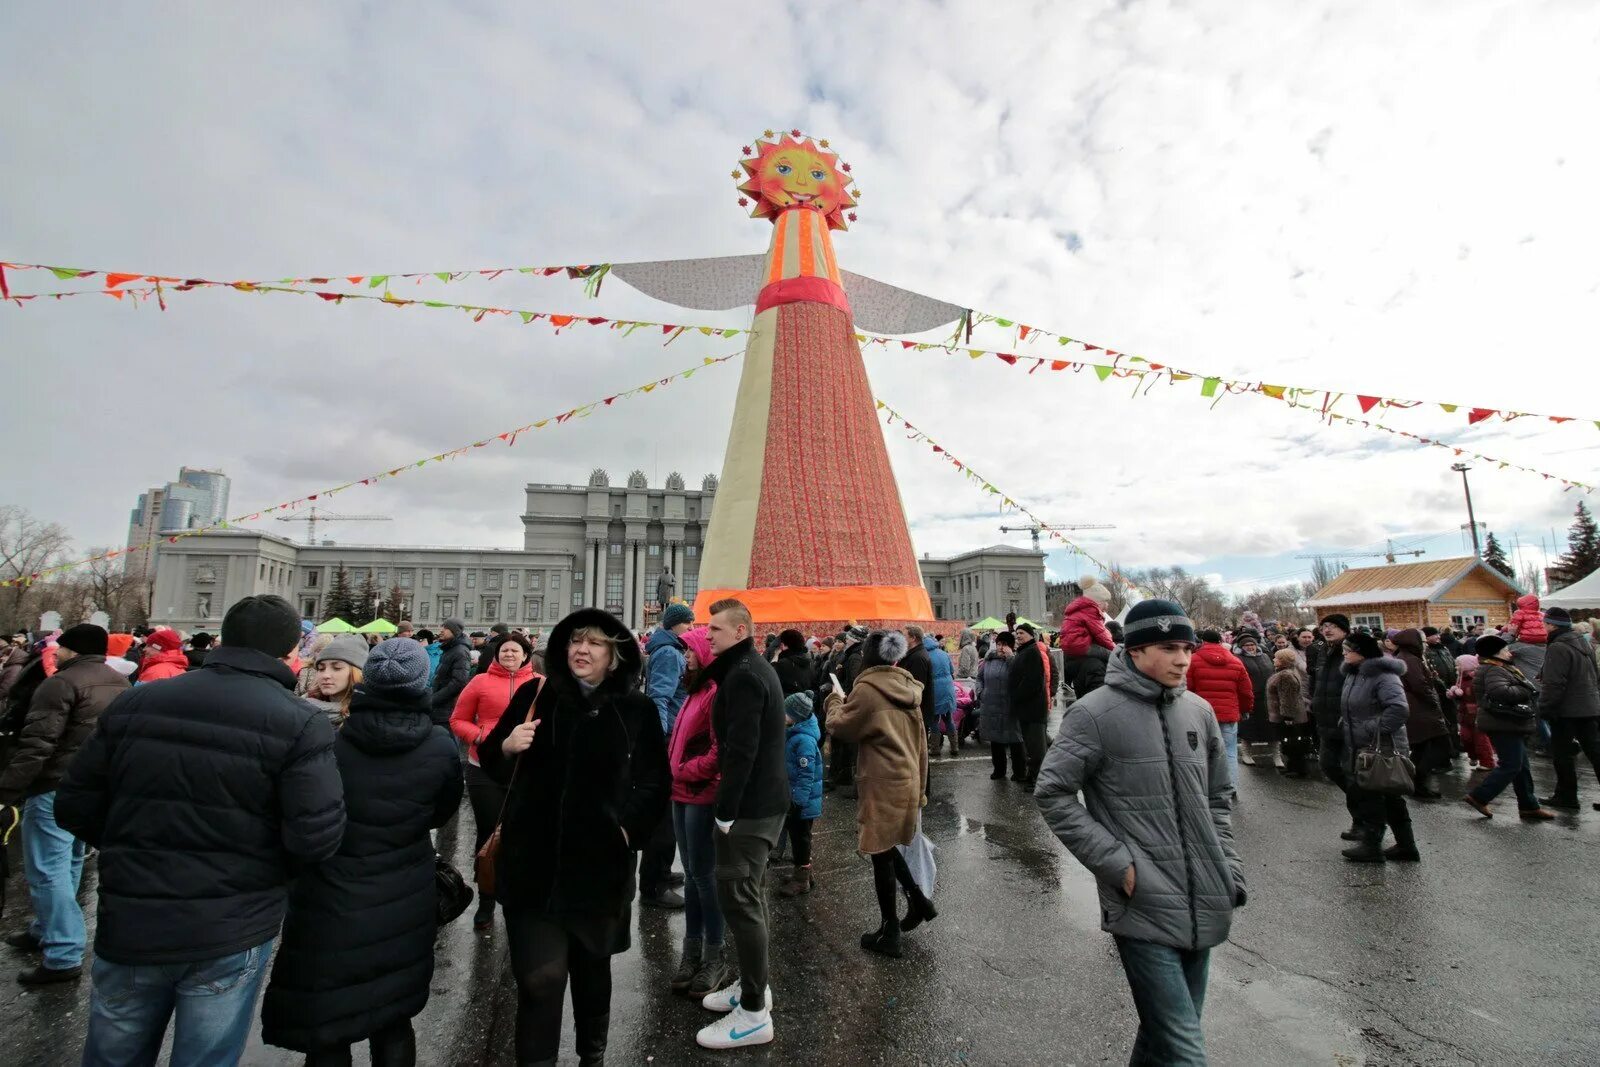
696, 1003, 774, 1049
700, 982, 772, 1013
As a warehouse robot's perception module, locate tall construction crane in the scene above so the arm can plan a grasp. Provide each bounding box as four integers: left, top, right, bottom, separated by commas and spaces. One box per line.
1296, 538, 1426, 567
999, 522, 1116, 551
275, 506, 392, 544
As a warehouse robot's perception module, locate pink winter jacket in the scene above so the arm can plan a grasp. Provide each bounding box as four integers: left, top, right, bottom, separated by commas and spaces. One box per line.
1058, 595, 1114, 657
1506, 594, 1546, 645
668, 626, 720, 805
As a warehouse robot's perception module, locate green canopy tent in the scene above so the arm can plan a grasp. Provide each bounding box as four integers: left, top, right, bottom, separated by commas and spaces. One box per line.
357, 618, 398, 635
970, 616, 1006, 631
314, 617, 357, 634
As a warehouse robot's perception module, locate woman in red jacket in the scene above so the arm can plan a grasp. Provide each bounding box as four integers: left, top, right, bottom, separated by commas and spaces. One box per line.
1185, 629, 1255, 797
135, 628, 190, 683
665, 626, 733, 1001
450, 631, 539, 930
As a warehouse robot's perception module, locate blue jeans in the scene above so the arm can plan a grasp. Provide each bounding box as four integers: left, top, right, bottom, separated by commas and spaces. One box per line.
83, 938, 274, 1067
1468, 732, 1539, 810
671, 801, 724, 947
22, 790, 88, 969
1114, 936, 1210, 1066
1218, 722, 1239, 791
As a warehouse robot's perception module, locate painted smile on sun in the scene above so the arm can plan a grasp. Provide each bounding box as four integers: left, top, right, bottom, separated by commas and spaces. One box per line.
736, 132, 860, 230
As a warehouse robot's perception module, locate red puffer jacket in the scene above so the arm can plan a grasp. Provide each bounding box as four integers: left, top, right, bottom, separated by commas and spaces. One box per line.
136, 648, 191, 683
1186, 643, 1255, 724
1506, 594, 1546, 645
451, 661, 539, 764
1058, 596, 1113, 657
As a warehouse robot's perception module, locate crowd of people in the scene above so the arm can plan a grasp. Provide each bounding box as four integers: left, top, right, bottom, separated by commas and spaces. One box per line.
0, 576, 1596, 1065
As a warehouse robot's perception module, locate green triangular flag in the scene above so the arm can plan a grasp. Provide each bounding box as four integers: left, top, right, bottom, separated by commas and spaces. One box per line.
1094, 365, 1114, 382
1201, 377, 1221, 397
434, 272, 451, 283
50, 266, 82, 280
368, 275, 389, 288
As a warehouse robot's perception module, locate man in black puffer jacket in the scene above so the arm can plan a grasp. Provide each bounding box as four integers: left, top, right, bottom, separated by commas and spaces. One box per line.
696, 597, 789, 1051
57, 595, 345, 1066
430, 619, 473, 726
1310, 615, 1363, 834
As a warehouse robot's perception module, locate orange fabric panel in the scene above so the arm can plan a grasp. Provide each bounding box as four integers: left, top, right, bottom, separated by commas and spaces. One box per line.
797, 205, 815, 277
693, 584, 934, 625
766, 211, 789, 285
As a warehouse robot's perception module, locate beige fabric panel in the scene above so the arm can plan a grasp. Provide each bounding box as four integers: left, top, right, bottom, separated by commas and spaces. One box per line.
698, 308, 777, 589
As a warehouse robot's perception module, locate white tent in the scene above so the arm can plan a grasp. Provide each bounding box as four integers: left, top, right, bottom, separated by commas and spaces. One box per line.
1545, 567, 1600, 610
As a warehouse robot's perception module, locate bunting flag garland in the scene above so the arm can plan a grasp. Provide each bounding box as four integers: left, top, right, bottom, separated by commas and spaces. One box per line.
0, 353, 738, 589
863, 338, 1598, 494
872, 397, 1113, 573
5, 256, 1590, 433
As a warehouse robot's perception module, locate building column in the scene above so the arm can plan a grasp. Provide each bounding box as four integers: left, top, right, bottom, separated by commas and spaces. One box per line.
592, 540, 608, 612
668, 542, 680, 595
622, 540, 637, 629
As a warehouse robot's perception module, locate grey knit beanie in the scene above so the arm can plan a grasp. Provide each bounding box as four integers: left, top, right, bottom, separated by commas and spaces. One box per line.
363, 637, 431, 698
316, 635, 369, 671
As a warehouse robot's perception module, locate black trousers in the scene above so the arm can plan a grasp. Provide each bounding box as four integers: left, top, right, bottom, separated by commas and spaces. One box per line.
505, 910, 613, 1065
1021, 721, 1048, 782
304, 1020, 416, 1067
638, 805, 678, 896
1550, 717, 1600, 805
464, 763, 507, 900
785, 805, 814, 867
830, 738, 857, 785
991, 742, 1026, 777
1318, 729, 1363, 826
1350, 787, 1413, 845
1276, 721, 1314, 774
1410, 736, 1454, 790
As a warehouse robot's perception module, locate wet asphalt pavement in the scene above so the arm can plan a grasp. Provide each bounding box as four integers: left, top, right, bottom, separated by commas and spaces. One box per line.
5, 704, 1600, 1066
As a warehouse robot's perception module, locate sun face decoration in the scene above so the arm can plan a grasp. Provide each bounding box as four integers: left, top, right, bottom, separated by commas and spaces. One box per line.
736, 132, 859, 230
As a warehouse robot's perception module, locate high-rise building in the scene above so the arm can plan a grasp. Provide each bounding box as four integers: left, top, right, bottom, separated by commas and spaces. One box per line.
126, 467, 231, 579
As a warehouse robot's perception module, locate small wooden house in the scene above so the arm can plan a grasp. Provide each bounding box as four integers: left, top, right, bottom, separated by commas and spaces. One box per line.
1306, 556, 1521, 633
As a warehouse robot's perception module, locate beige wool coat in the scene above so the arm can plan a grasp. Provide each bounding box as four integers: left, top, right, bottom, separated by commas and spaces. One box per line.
825, 664, 928, 855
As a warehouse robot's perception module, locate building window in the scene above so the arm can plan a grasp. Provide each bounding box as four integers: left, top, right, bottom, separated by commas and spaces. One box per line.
1352, 613, 1385, 632
422, 569, 432, 588
613, 504, 622, 516
466, 571, 477, 589
572, 592, 583, 607
934, 579, 943, 594
606, 573, 624, 611
301, 596, 317, 617
551, 573, 561, 590
442, 571, 457, 590
484, 597, 499, 619
377, 569, 388, 586
686, 545, 698, 558
975, 576, 981, 590
464, 604, 474, 621
609, 544, 622, 556
197, 593, 212, 618
509, 572, 518, 589
438, 596, 456, 617
507, 602, 517, 621
1450, 612, 1487, 631
398, 568, 414, 589
259, 563, 266, 580
550, 601, 560, 620
418, 601, 430, 619
684, 573, 699, 600
574, 571, 584, 583
648, 544, 661, 557
527, 598, 542, 619
529, 573, 542, 591
306, 569, 320, 588
486, 571, 501, 591
651, 504, 660, 516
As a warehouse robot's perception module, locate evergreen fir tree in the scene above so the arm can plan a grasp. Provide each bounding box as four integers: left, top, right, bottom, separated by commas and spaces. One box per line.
324, 566, 356, 622
353, 571, 381, 626
1553, 502, 1600, 587
380, 584, 405, 623
1483, 532, 1514, 579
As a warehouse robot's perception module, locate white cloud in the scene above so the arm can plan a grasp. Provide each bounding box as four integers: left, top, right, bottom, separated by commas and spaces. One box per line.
2, 1, 1598, 585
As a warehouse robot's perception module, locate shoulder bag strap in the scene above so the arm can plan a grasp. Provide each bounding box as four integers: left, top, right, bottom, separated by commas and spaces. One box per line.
490, 676, 546, 823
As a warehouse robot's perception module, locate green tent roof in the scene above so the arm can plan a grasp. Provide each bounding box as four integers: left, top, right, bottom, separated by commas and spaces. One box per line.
358, 618, 398, 634
314, 617, 357, 633
970, 616, 1006, 631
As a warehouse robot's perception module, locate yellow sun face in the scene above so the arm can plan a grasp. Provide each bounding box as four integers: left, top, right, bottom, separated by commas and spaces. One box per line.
737, 132, 858, 230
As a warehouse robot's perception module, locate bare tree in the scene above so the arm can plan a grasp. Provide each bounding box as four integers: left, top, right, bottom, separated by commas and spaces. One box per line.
0, 506, 72, 632
1123, 566, 1228, 627
1100, 563, 1133, 617
80, 550, 152, 631
1307, 555, 1346, 594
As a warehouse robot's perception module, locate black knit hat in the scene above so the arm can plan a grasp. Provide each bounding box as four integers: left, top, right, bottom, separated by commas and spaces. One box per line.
1319, 613, 1351, 634
221, 594, 302, 657
1474, 635, 1510, 661
1123, 599, 1197, 649
1544, 607, 1572, 628
1343, 632, 1383, 660
58, 623, 109, 656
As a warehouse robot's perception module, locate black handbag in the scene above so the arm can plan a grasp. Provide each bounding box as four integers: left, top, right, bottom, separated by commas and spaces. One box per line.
435, 856, 475, 926
1354, 732, 1415, 796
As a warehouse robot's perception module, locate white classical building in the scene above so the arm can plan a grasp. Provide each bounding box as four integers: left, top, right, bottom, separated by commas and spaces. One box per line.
149, 471, 1045, 634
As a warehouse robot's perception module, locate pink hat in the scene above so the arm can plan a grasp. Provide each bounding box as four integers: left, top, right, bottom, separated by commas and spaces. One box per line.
681, 626, 714, 666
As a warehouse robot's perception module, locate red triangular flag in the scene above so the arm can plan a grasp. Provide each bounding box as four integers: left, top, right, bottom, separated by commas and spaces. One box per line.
1356, 395, 1380, 413
1467, 408, 1495, 424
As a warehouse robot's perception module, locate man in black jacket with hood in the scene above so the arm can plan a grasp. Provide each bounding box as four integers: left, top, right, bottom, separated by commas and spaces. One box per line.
695, 598, 788, 1051
57, 595, 345, 1065
1311, 614, 1364, 835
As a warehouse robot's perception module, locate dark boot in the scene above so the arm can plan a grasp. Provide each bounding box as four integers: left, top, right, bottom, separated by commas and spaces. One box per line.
1339, 823, 1365, 841
671, 939, 702, 993
1341, 832, 1386, 864
778, 866, 815, 897
575, 1013, 609, 1067
861, 918, 902, 958
899, 888, 938, 933
1383, 822, 1420, 862
369, 1020, 416, 1067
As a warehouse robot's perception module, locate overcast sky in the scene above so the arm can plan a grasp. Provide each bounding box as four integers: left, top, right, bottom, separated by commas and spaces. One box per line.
4, 2, 1598, 595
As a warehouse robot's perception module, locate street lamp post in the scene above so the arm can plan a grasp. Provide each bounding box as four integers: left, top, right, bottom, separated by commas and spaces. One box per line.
1451, 462, 1482, 557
